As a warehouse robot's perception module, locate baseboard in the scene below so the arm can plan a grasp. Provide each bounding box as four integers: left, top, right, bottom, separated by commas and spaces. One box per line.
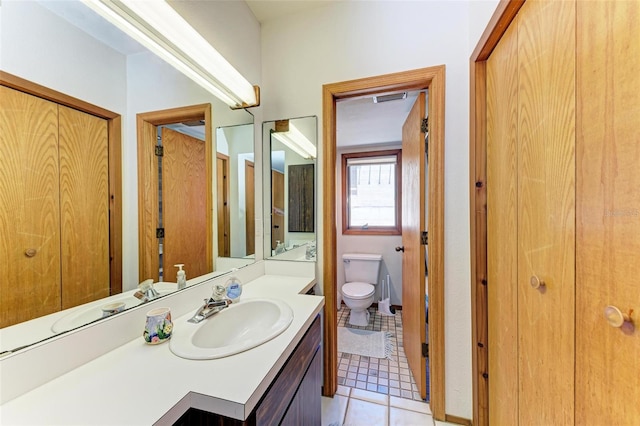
444, 414, 472, 426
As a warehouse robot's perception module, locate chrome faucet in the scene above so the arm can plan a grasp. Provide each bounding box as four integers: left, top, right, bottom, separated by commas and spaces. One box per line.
188, 284, 231, 323
134, 279, 160, 304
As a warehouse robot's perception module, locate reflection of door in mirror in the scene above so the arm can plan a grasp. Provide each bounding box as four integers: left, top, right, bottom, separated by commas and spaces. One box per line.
137, 104, 213, 283
216, 153, 230, 257
245, 160, 255, 255
0, 86, 112, 327
272, 170, 285, 250
161, 127, 209, 279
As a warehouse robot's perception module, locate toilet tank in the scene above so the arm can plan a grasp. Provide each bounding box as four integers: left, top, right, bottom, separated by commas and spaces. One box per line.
343, 253, 382, 284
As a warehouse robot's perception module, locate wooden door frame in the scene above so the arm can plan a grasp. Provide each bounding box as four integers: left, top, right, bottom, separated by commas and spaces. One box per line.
469, 2, 525, 425
322, 66, 446, 420
0, 71, 123, 296
137, 104, 213, 281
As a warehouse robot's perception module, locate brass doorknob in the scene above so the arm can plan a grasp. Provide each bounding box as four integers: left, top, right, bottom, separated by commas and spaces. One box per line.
25, 248, 37, 258
530, 275, 544, 289
604, 305, 631, 328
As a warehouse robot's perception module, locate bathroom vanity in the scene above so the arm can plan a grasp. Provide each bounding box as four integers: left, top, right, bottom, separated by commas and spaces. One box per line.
0, 261, 324, 425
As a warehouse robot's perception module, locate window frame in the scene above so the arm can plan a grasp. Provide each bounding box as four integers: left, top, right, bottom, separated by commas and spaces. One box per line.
341, 149, 402, 235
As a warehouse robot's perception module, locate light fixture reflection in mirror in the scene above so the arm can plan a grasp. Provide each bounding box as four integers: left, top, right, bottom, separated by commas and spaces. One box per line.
263, 116, 317, 262
0, 0, 256, 355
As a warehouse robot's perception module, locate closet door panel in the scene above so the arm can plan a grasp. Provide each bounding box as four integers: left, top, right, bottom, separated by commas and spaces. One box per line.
59, 105, 110, 309
486, 19, 519, 426
576, 1, 640, 423
0, 86, 61, 327
517, 0, 576, 424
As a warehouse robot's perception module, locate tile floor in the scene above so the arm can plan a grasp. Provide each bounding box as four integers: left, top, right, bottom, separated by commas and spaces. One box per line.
337, 306, 426, 402
321, 385, 457, 426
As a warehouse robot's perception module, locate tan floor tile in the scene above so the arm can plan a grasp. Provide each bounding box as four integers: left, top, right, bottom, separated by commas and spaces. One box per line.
389, 407, 433, 425
321, 395, 348, 426
344, 398, 388, 426
389, 396, 431, 414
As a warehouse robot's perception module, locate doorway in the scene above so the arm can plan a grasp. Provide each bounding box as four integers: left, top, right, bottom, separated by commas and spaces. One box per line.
137, 103, 213, 282
322, 66, 446, 420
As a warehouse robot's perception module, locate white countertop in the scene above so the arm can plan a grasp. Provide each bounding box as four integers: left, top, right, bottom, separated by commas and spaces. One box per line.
0, 274, 323, 425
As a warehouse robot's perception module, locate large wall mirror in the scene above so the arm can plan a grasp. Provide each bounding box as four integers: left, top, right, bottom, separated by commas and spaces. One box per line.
0, 0, 256, 355
263, 116, 317, 261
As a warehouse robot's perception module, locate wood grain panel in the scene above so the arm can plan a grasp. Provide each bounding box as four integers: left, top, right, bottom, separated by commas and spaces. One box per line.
517, 0, 575, 423
401, 92, 427, 399
216, 154, 230, 257
245, 160, 255, 256
59, 105, 110, 309
256, 316, 321, 425
137, 118, 160, 282
162, 127, 209, 279
0, 86, 61, 327
576, 1, 640, 423
288, 164, 314, 233
486, 18, 519, 426
272, 170, 285, 250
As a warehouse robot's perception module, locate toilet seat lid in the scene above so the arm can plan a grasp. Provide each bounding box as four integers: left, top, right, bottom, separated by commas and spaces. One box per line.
343, 282, 374, 299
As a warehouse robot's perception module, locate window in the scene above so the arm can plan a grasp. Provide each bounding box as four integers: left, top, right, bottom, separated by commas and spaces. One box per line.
342, 149, 401, 235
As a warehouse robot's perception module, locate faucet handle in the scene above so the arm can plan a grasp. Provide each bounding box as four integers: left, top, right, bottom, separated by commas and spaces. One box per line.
212, 284, 226, 299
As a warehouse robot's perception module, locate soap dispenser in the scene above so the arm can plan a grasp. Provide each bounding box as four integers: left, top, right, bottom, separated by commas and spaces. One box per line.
175, 264, 186, 289
224, 275, 243, 303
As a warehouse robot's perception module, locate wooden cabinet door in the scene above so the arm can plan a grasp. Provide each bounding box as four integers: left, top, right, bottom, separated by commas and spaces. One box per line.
516, 1, 576, 423
59, 105, 110, 309
0, 86, 61, 327
576, 1, 640, 423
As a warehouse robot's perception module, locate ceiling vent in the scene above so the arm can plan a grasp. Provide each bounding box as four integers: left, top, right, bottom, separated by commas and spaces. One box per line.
373, 92, 407, 103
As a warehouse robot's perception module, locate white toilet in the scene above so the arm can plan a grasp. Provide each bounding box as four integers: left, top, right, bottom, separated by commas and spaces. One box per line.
342, 253, 383, 326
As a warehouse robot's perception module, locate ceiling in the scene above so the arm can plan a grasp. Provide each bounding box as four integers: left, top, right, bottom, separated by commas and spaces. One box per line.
42, 0, 421, 149
336, 92, 423, 148
245, 0, 338, 24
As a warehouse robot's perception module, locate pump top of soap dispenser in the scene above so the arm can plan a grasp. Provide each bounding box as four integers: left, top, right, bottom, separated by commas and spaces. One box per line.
175, 264, 186, 289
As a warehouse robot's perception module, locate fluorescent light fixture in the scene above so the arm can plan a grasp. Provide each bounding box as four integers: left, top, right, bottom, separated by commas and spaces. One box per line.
272, 123, 317, 160
82, 0, 258, 108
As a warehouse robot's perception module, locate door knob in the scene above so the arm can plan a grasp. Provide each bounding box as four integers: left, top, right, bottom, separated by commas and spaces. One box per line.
530, 275, 544, 290
25, 248, 37, 258
604, 305, 631, 328
395, 246, 404, 252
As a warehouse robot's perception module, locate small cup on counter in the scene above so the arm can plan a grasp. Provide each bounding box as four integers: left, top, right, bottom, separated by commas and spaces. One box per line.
143, 307, 173, 344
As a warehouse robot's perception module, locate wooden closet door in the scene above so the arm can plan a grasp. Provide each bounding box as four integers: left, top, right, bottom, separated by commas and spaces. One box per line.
517, 0, 576, 424
59, 105, 110, 309
576, 1, 640, 423
0, 86, 61, 327
486, 18, 519, 426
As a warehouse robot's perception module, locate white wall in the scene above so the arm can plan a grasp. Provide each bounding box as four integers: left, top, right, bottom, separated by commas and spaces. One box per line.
260, 0, 499, 418
1, 1, 127, 118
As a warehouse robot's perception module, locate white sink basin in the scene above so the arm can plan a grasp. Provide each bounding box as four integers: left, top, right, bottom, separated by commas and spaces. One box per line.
169, 298, 293, 360
51, 283, 177, 333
